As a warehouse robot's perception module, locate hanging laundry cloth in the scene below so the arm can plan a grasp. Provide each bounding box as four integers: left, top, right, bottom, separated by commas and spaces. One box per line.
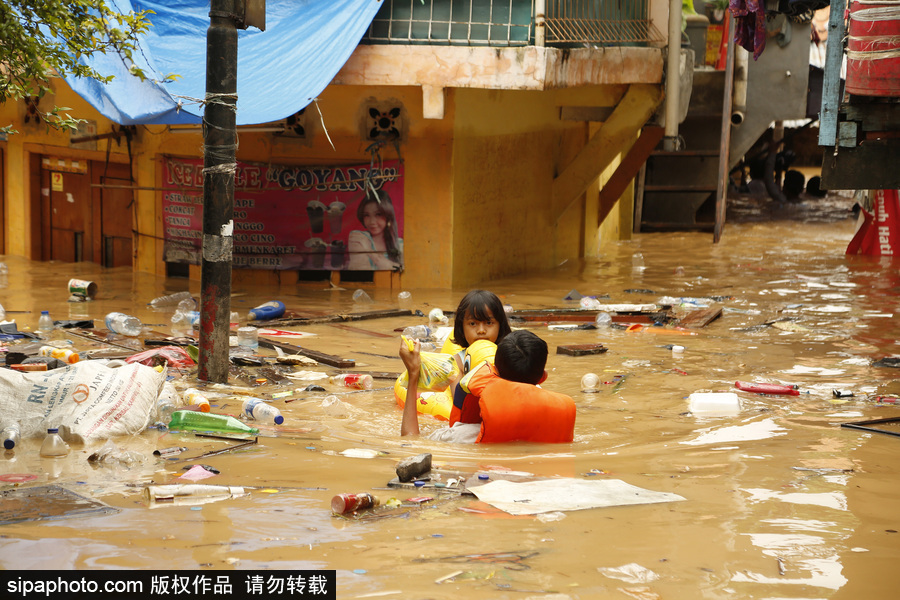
730, 0, 768, 59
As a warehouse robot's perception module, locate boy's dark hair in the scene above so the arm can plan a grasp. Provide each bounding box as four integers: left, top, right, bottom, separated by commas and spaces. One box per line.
451, 289, 512, 348
494, 330, 547, 385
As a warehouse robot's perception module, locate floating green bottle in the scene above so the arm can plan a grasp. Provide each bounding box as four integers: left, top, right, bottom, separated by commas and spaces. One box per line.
167, 410, 259, 435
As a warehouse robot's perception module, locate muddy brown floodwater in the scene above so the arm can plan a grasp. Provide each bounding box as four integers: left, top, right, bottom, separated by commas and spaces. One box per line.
0, 191, 898, 599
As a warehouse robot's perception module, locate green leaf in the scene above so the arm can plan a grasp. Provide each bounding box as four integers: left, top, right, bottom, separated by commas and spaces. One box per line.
186, 345, 200, 363
1, 2, 173, 134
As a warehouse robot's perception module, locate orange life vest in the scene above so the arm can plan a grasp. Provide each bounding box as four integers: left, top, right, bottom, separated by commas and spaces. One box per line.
459, 362, 576, 444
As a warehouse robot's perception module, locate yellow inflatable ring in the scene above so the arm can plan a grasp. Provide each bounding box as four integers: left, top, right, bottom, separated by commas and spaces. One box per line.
394, 376, 453, 421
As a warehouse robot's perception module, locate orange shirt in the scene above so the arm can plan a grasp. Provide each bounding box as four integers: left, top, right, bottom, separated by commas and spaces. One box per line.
458, 362, 576, 444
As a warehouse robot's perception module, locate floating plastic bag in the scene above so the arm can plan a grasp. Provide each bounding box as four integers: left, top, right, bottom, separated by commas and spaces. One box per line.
401, 335, 458, 391
597, 563, 660, 584
124, 346, 195, 370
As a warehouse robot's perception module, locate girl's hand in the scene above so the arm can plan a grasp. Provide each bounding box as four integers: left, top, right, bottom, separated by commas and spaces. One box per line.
399, 337, 422, 373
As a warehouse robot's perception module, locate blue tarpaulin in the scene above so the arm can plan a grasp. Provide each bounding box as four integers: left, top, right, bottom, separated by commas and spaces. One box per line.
65, 0, 383, 125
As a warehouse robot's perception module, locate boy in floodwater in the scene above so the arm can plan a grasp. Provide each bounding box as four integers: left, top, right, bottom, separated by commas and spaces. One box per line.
401, 330, 575, 443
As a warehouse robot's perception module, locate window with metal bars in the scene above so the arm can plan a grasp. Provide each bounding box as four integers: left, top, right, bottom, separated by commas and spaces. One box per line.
361, 0, 661, 47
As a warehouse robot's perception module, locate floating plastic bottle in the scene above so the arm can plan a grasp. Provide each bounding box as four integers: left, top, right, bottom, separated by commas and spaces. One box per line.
402, 325, 432, 340
248, 300, 285, 321
330, 373, 374, 390
242, 398, 284, 425
156, 384, 179, 423
40, 428, 70, 457
105, 312, 142, 336
39, 346, 79, 364
2, 423, 20, 450
167, 411, 259, 435
632, 252, 645, 272
182, 388, 211, 412
38, 310, 54, 334
149, 291, 194, 308
0, 262, 7, 275
581, 373, 600, 393
171, 309, 200, 332
144, 484, 247, 506
595, 312, 612, 328
331, 492, 379, 514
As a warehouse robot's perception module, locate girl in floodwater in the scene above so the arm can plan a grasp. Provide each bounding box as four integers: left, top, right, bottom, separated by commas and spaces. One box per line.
347, 188, 403, 270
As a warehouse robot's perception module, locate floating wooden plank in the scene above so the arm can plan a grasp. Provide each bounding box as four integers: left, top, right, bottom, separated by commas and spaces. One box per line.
511, 309, 670, 325
556, 343, 608, 356
257, 337, 355, 368
676, 307, 723, 329
341, 308, 413, 322
328, 323, 394, 338
266, 308, 413, 327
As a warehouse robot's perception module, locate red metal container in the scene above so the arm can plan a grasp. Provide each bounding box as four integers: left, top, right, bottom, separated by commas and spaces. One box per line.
846, 1, 900, 97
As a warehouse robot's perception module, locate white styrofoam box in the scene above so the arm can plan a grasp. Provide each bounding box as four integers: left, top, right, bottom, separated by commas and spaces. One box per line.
689, 392, 742, 416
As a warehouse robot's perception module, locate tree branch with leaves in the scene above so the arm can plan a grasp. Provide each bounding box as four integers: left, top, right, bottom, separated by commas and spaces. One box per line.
0, 0, 155, 133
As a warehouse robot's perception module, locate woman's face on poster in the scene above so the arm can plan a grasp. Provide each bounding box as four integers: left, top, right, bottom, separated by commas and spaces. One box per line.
361, 202, 388, 238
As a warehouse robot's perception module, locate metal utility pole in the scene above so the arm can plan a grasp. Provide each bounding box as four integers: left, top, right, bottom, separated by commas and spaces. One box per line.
198, 0, 265, 383
198, 0, 238, 383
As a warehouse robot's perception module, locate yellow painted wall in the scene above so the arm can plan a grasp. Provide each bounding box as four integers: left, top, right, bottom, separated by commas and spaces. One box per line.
450, 85, 629, 287
3, 77, 643, 289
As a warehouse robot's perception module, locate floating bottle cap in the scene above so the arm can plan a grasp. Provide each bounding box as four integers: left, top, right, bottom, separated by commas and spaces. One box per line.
273, 415, 284, 425
47, 428, 58, 433
41, 310, 49, 315
414, 480, 425, 487
478, 474, 490, 480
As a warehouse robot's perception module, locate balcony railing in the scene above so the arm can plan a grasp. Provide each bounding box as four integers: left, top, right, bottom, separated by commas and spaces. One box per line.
361, 0, 663, 48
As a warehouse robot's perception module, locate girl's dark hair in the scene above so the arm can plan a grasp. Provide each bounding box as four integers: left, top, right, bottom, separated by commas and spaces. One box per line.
451, 289, 512, 348
356, 188, 400, 261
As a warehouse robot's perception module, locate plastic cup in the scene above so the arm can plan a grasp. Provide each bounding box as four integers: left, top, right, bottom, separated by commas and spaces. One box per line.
581, 373, 600, 393
327, 202, 346, 235
330, 240, 346, 268
237, 327, 258, 352
306, 202, 325, 233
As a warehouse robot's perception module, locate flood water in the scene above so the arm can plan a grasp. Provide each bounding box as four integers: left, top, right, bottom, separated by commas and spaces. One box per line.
1, 191, 898, 599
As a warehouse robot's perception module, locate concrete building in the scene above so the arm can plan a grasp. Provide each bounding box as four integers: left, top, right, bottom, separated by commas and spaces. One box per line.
0, 0, 672, 290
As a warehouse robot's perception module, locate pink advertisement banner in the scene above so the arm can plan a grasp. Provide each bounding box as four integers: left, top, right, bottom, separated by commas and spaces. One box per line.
161, 157, 404, 271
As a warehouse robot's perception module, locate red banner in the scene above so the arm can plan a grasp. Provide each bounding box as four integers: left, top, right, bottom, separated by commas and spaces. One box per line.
161, 157, 404, 270
847, 189, 900, 256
